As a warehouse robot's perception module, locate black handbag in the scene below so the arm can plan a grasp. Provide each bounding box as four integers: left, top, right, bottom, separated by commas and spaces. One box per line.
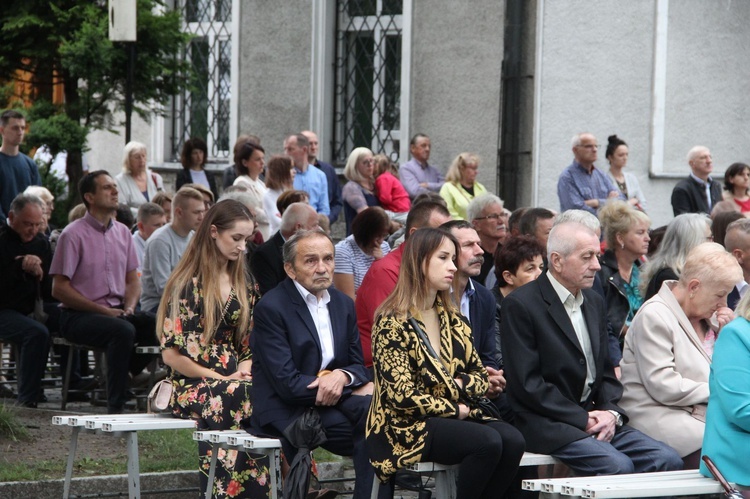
408, 317, 501, 420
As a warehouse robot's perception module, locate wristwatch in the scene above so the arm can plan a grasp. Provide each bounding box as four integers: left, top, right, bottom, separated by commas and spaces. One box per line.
608, 410, 623, 428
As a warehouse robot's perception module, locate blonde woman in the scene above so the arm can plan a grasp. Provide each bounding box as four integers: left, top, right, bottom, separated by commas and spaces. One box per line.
157, 199, 269, 498
440, 153, 487, 220
115, 141, 164, 216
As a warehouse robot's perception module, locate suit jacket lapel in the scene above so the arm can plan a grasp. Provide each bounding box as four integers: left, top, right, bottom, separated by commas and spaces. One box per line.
539, 274, 583, 354
581, 294, 600, 362
284, 279, 323, 354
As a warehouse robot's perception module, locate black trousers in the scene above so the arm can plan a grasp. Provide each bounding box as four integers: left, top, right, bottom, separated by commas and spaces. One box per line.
60, 309, 157, 411
422, 417, 525, 499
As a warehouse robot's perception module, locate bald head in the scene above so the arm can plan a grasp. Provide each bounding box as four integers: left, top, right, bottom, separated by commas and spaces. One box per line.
280, 202, 319, 237
725, 218, 750, 281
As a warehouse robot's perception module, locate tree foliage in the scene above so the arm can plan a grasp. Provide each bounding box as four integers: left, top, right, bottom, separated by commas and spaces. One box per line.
0, 0, 191, 201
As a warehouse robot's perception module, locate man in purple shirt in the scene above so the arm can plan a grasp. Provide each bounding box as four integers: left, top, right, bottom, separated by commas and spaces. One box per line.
557, 133, 623, 214
51, 171, 157, 413
399, 133, 444, 199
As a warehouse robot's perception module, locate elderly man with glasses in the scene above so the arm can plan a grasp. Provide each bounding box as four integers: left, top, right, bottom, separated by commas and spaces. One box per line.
468, 193, 509, 286
558, 133, 624, 214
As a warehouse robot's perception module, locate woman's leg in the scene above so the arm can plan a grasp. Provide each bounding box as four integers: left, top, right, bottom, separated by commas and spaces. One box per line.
422, 418, 524, 499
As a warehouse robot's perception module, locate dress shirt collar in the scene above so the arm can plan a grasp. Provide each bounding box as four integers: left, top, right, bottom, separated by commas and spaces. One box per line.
83, 211, 114, 233
548, 271, 584, 309
292, 279, 331, 307
737, 280, 749, 299
573, 160, 597, 175
689, 172, 713, 186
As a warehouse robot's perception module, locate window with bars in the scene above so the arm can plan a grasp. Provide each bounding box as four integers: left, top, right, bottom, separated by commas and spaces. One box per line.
170, 0, 232, 161
333, 0, 403, 165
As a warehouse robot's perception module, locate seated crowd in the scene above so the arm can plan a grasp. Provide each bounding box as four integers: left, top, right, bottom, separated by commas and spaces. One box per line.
4, 115, 750, 498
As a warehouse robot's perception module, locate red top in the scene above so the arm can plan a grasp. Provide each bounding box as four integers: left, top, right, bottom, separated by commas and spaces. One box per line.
375, 171, 412, 212
355, 243, 405, 367
734, 197, 750, 213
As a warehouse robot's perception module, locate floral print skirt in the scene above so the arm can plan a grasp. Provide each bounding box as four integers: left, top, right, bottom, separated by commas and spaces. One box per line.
171, 377, 272, 498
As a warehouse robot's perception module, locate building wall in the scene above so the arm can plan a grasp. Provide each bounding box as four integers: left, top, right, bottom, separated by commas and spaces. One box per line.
530, 0, 750, 227
237, 1, 313, 157
409, 0, 505, 193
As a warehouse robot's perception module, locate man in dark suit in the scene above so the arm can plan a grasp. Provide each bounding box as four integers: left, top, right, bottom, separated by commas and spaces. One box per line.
250, 202, 319, 295
671, 145, 722, 216
501, 221, 682, 475
251, 229, 375, 499
441, 221, 505, 395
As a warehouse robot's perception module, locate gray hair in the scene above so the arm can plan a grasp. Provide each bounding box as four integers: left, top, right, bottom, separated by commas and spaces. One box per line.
554, 209, 601, 232
10, 193, 45, 214
466, 193, 504, 222
218, 190, 257, 214
24, 185, 54, 204
280, 202, 316, 233
639, 213, 711, 295
547, 221, 597, 259
686, 145, 709, 163
571, 132, 595, 149
282, 228, 333, 265
724, 218, 750, 251
122, 141, 147, 174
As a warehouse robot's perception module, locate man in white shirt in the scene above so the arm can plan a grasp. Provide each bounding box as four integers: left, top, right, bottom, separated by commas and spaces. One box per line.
250, 229, 374, 499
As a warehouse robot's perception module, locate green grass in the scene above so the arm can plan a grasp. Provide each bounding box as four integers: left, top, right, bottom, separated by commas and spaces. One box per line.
0, 428, 197, 482
0, 403, 30, 442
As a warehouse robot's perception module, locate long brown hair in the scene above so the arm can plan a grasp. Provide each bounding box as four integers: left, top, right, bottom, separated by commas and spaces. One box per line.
375, 228, 458, 320
156, 199, 255, 348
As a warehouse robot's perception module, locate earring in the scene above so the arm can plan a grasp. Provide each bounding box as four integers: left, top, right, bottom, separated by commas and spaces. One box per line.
690, 292, 695, 299
620, 243, 625, 250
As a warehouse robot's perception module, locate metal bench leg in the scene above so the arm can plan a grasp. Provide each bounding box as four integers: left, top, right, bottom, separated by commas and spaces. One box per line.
205, 443, 220, 499
270, 449, 280, 499
370, 475, 381, 499
125, 432, 141, 499
63, 426, 80, 499
435, 468, 457, 499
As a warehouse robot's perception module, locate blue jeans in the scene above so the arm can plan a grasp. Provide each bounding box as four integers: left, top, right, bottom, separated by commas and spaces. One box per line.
0, 309, 50, 404
551, 424, 683, 475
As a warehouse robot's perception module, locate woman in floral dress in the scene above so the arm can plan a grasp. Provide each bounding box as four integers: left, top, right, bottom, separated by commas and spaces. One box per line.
157, 199, 270, 498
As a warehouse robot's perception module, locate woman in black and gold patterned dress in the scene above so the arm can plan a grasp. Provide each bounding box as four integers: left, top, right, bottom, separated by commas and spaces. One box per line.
366, 228, 524, 499
157, 199, 271, 498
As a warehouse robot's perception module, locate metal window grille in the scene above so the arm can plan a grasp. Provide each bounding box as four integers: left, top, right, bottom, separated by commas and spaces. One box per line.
170, 0, 232, 161
333, 0, 403, 165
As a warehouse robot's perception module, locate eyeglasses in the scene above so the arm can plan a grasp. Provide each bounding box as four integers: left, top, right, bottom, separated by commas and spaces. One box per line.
474, 213, 504, 220
578, 144, 599, 150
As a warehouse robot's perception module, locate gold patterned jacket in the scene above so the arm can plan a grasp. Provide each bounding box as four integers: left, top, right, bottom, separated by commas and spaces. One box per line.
366, 300, 490, 482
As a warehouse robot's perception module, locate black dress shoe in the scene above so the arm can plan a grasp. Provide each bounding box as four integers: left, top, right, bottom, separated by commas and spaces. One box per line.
17, 400, 37, 408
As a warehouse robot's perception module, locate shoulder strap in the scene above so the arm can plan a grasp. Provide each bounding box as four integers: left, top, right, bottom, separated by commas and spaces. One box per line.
408, 317, 440, 361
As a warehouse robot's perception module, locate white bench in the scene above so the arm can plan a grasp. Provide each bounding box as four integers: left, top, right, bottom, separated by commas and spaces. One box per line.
523, 470, 728, 498
371, 451, 560, 499
192, 429, 283, 499
53, 413, 196, 499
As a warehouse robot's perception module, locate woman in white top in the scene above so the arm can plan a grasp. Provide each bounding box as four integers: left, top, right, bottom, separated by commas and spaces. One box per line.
232, 142, 270, 240
262, 155, 295, 235
606, 135, 647, 212
115, 141, 164, 217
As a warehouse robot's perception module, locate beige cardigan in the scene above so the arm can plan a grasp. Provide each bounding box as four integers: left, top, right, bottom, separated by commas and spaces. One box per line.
619, 280, 710, 457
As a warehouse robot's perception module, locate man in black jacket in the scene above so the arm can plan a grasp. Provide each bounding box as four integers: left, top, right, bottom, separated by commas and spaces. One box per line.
671, 146, 722, 216
0, 194, 51, 407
